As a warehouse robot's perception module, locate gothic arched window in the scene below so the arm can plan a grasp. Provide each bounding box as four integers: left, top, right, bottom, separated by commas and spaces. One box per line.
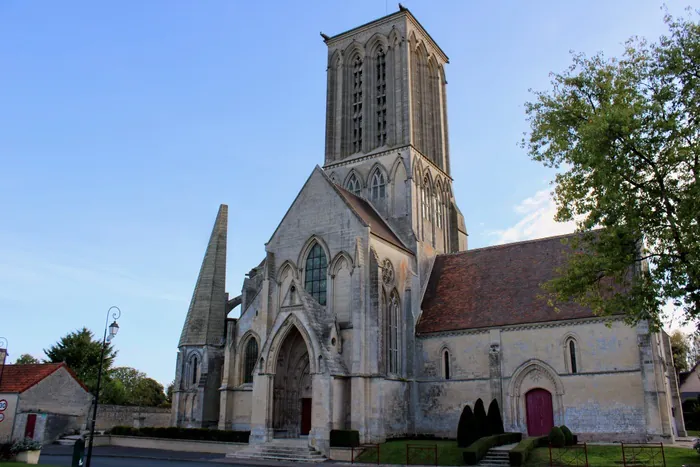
352, 56, 363, 153
387, 291, 401, 374
422, 178, 431, 220
568, 339, 578, 374
376, 47, 387, 147
243, 338, 258, 384
435, 189, 443, 229
305, 243, 328, 305
347, 174, 361, 196
371, 170, 386, 199
190, 355, 199, 387
443, 349, 451, 380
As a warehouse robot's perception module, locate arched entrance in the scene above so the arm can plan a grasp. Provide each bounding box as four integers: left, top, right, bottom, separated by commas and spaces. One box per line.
272, 326, 312, 438
526, 388, 554, 436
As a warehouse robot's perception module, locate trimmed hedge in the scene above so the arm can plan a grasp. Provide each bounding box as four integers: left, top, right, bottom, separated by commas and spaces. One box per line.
508, 435, 548, 466
486, 399, 504, 436
560, 425, 574, 446
330, 430, 360, 447
462, 432, 522, 465
548, 426, 565, 448
107, 426, 249, 443
457, 405, 474, 448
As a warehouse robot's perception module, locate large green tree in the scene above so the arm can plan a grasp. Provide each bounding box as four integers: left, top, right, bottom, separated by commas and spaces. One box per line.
523, 11, 700, 329
671, 330, 691, 373
14, 354, 40, 364
44, 327, 117, 394
110, 367, 167, 407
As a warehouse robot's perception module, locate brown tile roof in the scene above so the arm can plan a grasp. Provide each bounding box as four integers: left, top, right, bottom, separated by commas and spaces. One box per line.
334, 185, 411, 253
418, 233, 611, 334
0, 363, 89, 393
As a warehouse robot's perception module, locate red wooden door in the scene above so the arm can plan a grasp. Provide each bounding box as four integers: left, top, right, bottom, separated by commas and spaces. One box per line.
526, 389, 554, 436
300, 398, 312, 435
24, 414, 37, 439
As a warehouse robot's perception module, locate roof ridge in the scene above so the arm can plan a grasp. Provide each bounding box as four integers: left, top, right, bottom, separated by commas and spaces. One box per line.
438, 231, 581, 257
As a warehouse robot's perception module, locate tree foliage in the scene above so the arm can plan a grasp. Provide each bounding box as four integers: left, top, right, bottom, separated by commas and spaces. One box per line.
14, 354, 40, 365
457, 405, 474, 448
486, 399, 504, 436
473, 398, 488, 438
523, 11, 700, 329
44, 327, 117, 394
109, 367, 166, 407
671, 330, 691, 372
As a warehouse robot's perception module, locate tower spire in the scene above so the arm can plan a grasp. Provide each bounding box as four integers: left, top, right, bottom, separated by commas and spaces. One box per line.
179, 204, 228, 347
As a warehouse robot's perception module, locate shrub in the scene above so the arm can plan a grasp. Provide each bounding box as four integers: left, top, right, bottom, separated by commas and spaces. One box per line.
474, 398, 487, 438
548, 426, 565, 448
11, 438, 42, 453
508, 436, 548, 466
462, 432, 522, 465
457, 405, 474, 448
486, 399, 504, 435
0, 443, 13, 460
694, 438, 700, 454
106, 426, 249, 443
330, 430, 359, 447
560, 425, 574, 445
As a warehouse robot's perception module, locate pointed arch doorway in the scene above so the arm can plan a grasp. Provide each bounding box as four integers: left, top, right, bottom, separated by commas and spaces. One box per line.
272, 325, 312, 438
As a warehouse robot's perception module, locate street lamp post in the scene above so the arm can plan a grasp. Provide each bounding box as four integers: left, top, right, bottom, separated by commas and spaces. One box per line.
85, 306, 121, 467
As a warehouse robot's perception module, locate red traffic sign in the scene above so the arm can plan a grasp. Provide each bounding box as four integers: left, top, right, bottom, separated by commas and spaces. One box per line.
0, 400, 7, 412
0, 413, 4, 423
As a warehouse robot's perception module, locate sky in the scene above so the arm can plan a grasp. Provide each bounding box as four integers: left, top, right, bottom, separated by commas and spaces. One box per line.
1, 0, 696, 386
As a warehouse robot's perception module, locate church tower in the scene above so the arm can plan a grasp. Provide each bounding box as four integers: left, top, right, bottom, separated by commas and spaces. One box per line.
171, 204, 228, 428
322, 7, 467, 255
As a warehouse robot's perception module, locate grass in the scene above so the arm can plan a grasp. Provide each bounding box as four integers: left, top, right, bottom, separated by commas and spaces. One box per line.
354, 439, 464, 466
688, 430, 700, 437
525, 445, 698, 466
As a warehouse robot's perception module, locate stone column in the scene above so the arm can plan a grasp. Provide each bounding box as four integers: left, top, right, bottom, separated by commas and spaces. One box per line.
637, 321, 664, 440
310, 372, 332, 455
249, 373, 274, 444
489, 329, 503, 411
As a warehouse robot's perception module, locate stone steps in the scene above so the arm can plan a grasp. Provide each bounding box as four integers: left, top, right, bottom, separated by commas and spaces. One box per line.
228, 440, 326, 463
477, 449, 510, 466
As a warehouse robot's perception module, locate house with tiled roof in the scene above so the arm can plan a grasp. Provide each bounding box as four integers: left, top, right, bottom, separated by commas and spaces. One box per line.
170, 6, 684, 457
0, 354, 92, 444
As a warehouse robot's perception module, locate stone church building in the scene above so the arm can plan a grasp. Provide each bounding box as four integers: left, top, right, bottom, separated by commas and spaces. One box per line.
171, 7, 684, 454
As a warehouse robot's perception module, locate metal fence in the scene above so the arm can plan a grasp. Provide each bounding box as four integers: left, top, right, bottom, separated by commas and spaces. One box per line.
406, 443, 438, 466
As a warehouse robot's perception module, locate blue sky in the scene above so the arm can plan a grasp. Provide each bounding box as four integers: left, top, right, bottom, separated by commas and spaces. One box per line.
1, 0, 693, 386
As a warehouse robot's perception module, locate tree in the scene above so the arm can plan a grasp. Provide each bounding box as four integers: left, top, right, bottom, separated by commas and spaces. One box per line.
457, 405, 474, 448
522, 11, 700, 329
487, 399, 504, 436
473, 398, 487, 438
44, 327, 117, 394
671, 330, 691, 373
14, 354, 39, 364
110, 367, 166, 407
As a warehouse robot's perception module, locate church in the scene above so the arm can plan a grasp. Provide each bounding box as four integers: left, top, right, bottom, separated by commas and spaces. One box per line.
171, 7, 684, 455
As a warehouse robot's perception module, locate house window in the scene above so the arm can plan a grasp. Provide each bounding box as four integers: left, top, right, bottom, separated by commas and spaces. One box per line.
376, 48, 387, 147
305, 243, 328, 305
569, 340, 578, 374
387, 291, 400, 374
243, 338, 258, 384
352, 57, 363, 153
443, 349, 451, 380
371, 170, 386, 199
347, 174, 361, 196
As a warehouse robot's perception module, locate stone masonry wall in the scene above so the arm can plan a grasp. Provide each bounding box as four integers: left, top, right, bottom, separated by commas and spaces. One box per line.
96, 405, 171, 431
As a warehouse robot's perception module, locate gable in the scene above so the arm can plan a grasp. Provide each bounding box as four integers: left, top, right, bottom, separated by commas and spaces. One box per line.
0, 363, 88, 394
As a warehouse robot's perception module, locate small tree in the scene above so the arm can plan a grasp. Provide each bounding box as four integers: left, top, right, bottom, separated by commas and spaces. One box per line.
549, 426, 566, 448
487, 399, 504, 435
457, 405, 474, 448
14, 354, 40, 365
474, 398, 487, 439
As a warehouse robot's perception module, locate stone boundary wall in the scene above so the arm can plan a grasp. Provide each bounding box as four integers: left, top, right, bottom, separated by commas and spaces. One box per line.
95, 405, 171, 431
92, 435, 246, 455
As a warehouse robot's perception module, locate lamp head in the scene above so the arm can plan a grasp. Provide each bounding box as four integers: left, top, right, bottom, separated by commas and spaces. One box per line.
108, 321, 119, 340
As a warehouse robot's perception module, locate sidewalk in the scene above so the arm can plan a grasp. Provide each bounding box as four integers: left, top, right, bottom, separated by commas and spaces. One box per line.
42, 444, 222, 462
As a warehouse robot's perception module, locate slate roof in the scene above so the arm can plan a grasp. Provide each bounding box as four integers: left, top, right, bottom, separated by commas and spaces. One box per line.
334, 186, 411, 253
0, 363, 89, 393
418, 233, 609, 334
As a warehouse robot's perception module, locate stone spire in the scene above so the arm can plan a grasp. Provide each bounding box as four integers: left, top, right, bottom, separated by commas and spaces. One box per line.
179, 204, 228, 347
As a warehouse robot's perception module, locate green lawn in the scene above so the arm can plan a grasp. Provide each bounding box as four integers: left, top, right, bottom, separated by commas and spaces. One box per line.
688, 430, 700, 437
354, 439, 464, 466
526, 445, 699, 466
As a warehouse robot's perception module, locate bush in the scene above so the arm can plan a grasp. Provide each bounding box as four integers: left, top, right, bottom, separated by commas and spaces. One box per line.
560, 425, 574, 445
0, 443, 13, 460
330, 430, 359, 447
11, 438, 42, 453
462, 432, 522, 465
106, 426, 249, 443
508, 435, 549, 466
486, 399, 504, 436
548, 426, 566, 448
474, 399, 487, 438
457, 405, 474, 448
693, 438, 700, 454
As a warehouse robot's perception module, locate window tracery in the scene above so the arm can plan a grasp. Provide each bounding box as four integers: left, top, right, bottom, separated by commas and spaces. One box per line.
376, 47, 387, 147
371, 170, 386, 199
352, 57, 363, 153
347, 174, 361, 196
243, 338, 258, 384
305, 243, 328, 305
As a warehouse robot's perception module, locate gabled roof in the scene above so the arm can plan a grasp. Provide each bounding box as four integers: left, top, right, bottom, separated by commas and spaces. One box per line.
418, 233, 618, 334
332, 185, 411, 254
0, 363, 89, 393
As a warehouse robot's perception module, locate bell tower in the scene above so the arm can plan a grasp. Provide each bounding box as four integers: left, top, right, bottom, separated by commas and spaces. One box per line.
322, 7, 467, 254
